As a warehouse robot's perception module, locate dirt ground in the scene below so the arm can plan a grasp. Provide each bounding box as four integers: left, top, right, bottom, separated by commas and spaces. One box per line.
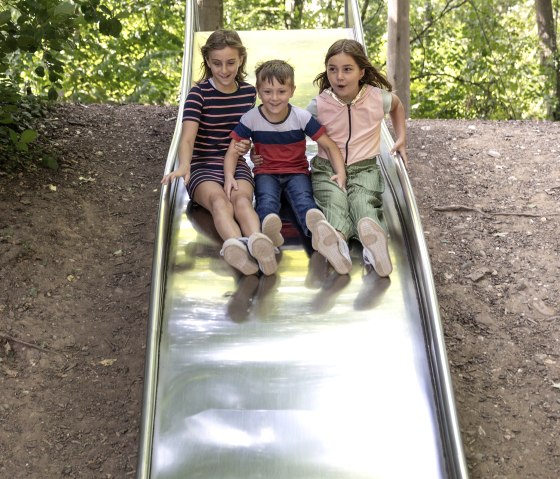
0, 104, 559, 478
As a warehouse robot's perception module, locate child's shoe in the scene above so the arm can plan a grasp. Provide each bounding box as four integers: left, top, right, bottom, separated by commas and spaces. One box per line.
220, 238, 259, 275
314, 220, 352, 275
357, 217, 392, 277
247, 232, 278, 276
305, 208, 326, 250
261, 213, 284, 247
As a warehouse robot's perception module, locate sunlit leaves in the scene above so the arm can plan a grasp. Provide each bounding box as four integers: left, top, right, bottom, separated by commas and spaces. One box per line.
62, 0, 185, 104
223, 0, 345, 31
407, 0, 546, 119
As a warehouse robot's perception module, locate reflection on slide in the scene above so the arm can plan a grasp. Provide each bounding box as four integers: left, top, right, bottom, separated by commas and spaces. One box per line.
136, 1, 469, 478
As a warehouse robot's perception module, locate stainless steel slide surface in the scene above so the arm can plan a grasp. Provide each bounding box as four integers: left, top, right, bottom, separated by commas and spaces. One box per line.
137, 1, 468, 478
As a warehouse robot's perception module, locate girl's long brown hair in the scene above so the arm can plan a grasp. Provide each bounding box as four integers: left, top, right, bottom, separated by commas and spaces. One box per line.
314, 39, 392, 93
198, 29, 248, 83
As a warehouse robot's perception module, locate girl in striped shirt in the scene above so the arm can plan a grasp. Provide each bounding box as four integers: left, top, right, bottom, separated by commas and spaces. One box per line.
161, 30, 277, 276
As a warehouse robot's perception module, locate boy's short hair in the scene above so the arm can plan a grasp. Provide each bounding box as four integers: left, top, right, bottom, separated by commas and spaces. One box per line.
255, 60, 294, 88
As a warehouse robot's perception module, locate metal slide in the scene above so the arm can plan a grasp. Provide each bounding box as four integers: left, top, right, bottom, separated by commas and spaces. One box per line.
137, 1, 469, 478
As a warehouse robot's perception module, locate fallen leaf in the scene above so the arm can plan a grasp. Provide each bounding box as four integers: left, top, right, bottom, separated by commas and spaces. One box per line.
78, 176, 96, 183
99, 359, 117, 367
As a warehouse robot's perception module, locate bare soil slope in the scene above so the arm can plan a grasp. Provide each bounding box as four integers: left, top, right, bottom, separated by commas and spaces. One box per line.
1, 104, 559, 478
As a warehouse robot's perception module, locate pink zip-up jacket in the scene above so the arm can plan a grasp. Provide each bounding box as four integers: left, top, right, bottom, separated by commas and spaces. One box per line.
307, 85, 392, 166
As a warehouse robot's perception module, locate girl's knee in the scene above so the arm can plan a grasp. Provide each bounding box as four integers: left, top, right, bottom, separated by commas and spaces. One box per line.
231, 195, 254, 212
209, 195, 233, 214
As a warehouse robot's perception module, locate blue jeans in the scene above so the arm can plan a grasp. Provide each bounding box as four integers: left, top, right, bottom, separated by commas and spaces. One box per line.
255, 173, 317, 238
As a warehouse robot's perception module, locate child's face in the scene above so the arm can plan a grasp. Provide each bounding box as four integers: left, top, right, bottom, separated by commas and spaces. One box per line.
257, 78, 295, 121
206, 47, 243, 93
326, 53, 364, 102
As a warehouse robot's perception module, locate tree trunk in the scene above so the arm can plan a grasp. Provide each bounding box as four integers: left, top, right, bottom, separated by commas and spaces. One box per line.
535, 0, 559, 120
387, 0, 410, 117
198, 0, 223, 31
288, 0, 304, 29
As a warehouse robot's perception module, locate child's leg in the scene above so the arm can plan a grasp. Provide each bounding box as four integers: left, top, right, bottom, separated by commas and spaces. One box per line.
193, 181, 243, 240
231, 180, 278, 276
346, 158, 392, 276
254, 174, 282, 222
229, 179, 261, 237
310, 157, 353, 239
308, 161, 352, 275
193, 181, 259, 275
346, 158, 385, 233
255, 174, 284, 247
282, 174, 317, 237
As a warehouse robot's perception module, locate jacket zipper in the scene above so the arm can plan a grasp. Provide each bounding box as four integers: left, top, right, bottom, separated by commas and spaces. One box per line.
344, 104, 352, 164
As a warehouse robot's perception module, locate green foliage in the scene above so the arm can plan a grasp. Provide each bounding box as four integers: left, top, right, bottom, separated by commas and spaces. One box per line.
0, 0, 126, 170
0, 77, 52, 170
224, 0, 345, 31
407, 0, 547, 119
56, 1, 184, 104
360, 1, 389, 74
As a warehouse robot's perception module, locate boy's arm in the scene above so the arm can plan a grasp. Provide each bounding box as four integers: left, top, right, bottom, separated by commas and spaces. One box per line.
161, 121, 197, 185
316, 134, 347, 190
389, 93, 408, 167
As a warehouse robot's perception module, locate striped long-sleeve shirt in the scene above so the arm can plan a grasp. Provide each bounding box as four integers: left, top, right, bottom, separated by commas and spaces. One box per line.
183, 79, 257, 165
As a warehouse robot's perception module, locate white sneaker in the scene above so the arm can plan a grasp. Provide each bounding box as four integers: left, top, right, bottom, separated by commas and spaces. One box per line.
220, 238, 259, 275
247, 232, 278, 276
314, 219, 352, 275
305, 208, 326, 251
261, 213, 284, 247
357, 217, 392, 277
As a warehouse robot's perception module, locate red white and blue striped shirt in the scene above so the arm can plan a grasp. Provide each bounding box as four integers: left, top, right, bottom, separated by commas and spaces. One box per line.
230, 104, 325, 175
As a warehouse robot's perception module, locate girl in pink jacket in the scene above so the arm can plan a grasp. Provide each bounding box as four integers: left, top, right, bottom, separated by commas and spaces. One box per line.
306, 39, 408, 277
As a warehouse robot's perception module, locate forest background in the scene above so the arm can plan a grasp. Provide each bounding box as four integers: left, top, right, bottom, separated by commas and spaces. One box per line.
0, 0, 559, 170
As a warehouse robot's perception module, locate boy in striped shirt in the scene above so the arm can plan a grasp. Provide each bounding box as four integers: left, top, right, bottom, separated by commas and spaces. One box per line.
224, 60, 352, 275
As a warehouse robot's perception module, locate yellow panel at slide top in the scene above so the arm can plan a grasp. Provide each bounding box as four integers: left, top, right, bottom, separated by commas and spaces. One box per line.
192, 29, 354, 108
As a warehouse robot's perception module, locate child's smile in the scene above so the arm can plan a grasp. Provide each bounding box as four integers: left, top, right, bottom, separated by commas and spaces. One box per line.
207, 47, 242, 93
257, 78, 295, 122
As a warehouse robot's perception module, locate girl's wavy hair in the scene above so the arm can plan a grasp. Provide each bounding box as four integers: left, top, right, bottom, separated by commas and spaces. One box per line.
314, 39, 392, 93
198, 30, 248, 83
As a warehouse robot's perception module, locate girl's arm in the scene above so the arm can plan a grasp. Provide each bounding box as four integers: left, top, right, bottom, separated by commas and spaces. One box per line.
223, 140, 240, 200
161, 121, 198, 185
389, 93, 408, 167
316, 134, 347, 190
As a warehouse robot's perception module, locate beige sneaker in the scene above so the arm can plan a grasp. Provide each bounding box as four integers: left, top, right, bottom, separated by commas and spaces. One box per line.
357, 217, 392, 277
220, 238, 259, 275
247, 232, 278, 276
314, 220, 352, 275
305, 208, 326, 251
261, 213, 284, 247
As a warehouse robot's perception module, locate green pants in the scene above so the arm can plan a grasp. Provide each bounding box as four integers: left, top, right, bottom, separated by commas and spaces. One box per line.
311, 156, 386, 240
